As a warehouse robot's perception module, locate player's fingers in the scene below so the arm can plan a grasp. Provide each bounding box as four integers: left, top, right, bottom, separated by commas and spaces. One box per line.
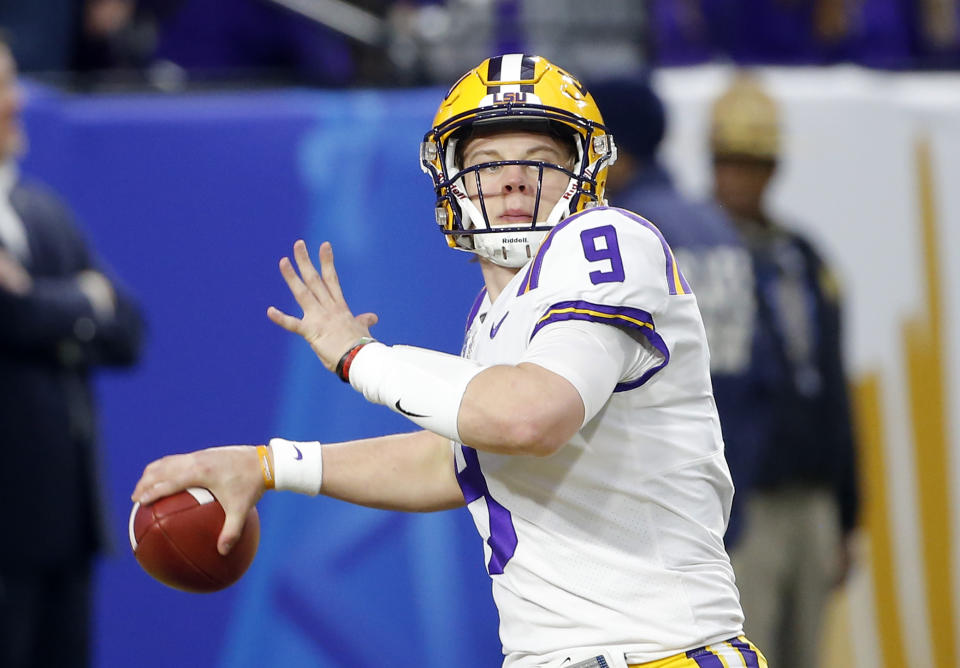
293, 240, 332, 305
133, 451, 208, 503
278, 256, 316, 311
266, 305, 302, 334
133, 469, 192, 505
317, 242, 345, 303
355, 311, 379, 329
218, 510, 248, 555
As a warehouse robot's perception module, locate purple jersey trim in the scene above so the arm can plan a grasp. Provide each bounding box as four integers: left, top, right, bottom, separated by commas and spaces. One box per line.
612, 207, 691, 295
465, 287, 487, 334
455, 445, 518, 575
531, 300, 655, 338
614, 323, 669, 392
530, 299, 670, 392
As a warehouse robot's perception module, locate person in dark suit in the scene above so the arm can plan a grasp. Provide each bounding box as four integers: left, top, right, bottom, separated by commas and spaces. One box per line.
0, 36, 144, 668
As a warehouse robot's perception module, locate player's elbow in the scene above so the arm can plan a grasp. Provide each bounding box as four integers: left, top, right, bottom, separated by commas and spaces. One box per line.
498, 408, 575, 457
459, 364, 584, 456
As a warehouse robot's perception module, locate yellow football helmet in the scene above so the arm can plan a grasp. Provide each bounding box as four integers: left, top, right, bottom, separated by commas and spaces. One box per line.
420, 54, 617, 267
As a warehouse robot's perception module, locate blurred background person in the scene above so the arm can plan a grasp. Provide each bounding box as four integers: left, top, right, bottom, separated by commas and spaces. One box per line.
384, 0, 648, 85
591, 75, 773, 549
150, 0, 360, 87
708, 72, 860, 668
648, 0, 959, 69
0, 35, 145, 668
2, 0, 958, 91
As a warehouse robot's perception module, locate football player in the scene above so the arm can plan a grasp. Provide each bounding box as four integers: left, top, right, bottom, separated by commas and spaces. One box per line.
134, 54, 766, 668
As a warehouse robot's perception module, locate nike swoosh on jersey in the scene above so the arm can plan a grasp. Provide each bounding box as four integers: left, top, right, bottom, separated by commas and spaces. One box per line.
490, 312, 509, 338
395, 399, 429, 418
293, 444, 303, 460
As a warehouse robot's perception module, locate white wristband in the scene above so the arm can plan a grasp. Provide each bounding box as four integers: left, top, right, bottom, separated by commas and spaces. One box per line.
347, 342, 486, 442
269, 438, 324, 495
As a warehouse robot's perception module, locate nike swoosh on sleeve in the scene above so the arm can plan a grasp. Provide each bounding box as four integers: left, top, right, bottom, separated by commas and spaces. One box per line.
293, 444, 303, 460
395, 399, 430, 418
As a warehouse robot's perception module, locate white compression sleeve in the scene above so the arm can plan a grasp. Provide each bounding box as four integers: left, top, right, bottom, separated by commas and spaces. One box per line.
269, 438, 324, 495
347, 342, 487, 442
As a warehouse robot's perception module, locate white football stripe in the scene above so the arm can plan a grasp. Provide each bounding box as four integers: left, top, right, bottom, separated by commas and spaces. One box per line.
128, 501, 141, 552
187, 487, 215, 505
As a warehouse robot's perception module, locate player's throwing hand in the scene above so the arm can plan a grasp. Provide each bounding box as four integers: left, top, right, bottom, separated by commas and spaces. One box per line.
267, 240, 378, 372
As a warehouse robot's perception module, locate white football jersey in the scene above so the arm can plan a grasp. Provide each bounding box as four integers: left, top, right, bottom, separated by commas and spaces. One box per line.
454, 207, 744, 666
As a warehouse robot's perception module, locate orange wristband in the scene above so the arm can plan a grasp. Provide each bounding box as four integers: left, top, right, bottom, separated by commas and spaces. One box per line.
257, 445, 275, 489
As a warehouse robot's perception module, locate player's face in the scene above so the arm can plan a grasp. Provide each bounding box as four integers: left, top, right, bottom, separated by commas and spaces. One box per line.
712, 156, 775, 221
0, 46, 23, 163
460, 131, 573, 227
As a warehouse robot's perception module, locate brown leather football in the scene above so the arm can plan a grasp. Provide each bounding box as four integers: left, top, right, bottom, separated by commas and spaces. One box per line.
129, 488, 259, 593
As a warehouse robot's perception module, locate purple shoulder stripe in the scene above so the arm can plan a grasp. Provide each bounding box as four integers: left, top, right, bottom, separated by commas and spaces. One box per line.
531, 300, 656, 339
530, 299, 670, 392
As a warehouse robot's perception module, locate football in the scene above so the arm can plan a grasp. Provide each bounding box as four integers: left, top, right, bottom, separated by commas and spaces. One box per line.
129, 488, 259, 593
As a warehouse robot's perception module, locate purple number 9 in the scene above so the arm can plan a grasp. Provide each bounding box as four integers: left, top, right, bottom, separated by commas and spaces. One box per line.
580, 225, 625, 284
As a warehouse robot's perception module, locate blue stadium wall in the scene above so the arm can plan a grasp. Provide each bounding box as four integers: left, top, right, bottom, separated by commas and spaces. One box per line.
20, 83, 502, 668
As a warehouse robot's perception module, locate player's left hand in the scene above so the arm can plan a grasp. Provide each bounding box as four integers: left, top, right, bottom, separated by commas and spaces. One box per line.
267, 240, 378, 372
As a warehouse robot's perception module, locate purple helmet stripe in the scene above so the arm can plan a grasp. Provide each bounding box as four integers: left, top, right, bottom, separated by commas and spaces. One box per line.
520, 55, 536, 79
486, 55, 503, 87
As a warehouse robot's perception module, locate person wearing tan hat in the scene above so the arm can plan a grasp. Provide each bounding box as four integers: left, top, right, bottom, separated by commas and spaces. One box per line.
710, 73, 860, 668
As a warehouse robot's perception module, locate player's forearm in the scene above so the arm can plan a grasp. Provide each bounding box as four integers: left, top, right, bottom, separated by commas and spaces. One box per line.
275, 430, 464, 512
345, 342, 584, 458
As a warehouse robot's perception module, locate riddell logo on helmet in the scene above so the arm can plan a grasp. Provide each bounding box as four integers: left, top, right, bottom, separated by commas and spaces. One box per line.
501, 238, 529, 244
